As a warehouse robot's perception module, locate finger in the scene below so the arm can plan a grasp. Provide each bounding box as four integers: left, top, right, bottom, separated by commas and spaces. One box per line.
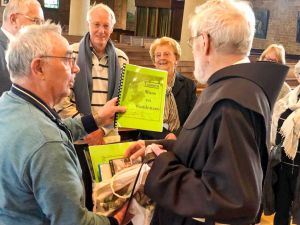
124, 141, 144, 157
114, 105, 126, 113
130, 148, 145, 160
124, 142, 140, 157
159, 144, 164, 149
152, 145, 166, 156
124, 144, 138, 157
107, 97, 118, 106
152, 144, 163, 148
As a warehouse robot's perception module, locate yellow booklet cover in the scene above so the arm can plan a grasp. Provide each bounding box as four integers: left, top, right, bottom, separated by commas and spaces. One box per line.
115, 63, 167, 132
88, 142, 133, 182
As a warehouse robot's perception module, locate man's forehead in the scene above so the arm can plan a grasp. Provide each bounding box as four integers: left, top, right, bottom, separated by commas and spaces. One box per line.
90, 8, 110, 21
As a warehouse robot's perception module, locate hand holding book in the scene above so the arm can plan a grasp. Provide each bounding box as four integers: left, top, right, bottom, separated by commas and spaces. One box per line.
124, 140, 166, 162
94, 97, 126, 127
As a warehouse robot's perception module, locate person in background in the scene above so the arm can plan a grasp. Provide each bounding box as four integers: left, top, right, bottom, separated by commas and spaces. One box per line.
0, 22, 128, 225
124, 0, 289, 224
259, 44, 291, 100
55, 2, 129, 210
263, 60, 300, 225
139, 37, 197, 140
254, 43, 291, 225
56, 3, 128, 145
0, 0, 44, 96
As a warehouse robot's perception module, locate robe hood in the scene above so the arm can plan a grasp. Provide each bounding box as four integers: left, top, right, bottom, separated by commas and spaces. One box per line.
185, 61, 289, 153
207, 61, 289, 111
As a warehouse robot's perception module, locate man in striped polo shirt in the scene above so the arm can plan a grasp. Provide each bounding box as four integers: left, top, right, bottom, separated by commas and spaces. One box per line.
57, 3, 128, 145
56, 3, 129, 211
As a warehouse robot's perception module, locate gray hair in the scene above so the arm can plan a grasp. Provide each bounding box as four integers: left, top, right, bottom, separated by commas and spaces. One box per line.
3, 0, 41, 22
189, 0, 255, 55
6, 21, 62, 80
86, 3, 116, 28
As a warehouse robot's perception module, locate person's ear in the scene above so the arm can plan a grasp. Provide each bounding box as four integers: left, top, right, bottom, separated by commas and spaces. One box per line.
9, 13, 17, 25
9, 13, 20, 33
31, 58, 45, 80
202, 33, 211, 55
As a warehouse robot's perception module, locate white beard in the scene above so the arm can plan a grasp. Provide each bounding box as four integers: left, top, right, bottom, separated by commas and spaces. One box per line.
194, 61, 208, 85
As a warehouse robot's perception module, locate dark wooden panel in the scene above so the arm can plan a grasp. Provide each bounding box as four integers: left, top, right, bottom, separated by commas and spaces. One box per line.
170, 7, 183, 40
135, 0, 172, 9
38, 0, 71, 31
171, 0, 184, 9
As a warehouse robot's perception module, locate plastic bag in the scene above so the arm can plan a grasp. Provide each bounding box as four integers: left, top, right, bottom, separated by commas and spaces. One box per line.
93, 163, 151, 217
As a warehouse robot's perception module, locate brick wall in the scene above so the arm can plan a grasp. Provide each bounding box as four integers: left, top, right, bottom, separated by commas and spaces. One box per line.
250, 0, 300, 55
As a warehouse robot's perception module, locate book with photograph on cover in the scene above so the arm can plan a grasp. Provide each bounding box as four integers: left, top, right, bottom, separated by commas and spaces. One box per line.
109, 157, 141, 176
115, 63, 167, 132
88, 142, 136, 182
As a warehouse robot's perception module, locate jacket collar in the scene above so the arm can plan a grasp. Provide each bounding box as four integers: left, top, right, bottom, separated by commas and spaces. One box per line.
0, 28, 9, 50
172, 72, 184, 97
11, 84, 73, 141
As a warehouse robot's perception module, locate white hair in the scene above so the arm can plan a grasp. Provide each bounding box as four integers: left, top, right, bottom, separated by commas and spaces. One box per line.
86, 3, 116, 27
6, 21, 62, 80
189, 0, 255, 55
3, 0, 41, 22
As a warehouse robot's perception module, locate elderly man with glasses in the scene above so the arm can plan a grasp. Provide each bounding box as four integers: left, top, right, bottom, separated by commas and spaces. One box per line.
0, 0, 44, 96
0, 21, 128, 225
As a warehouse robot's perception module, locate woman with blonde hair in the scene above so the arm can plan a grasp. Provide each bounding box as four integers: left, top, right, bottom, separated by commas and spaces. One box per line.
259, 44, 290, 100
259, 44, 286, 64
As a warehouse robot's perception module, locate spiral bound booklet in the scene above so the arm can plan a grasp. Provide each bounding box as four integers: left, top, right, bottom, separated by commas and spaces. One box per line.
115, 63, 167, 132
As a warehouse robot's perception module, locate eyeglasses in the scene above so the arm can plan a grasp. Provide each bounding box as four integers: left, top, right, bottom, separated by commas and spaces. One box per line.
40, 55, 76, 67
188, 33, 202, 48
187, 34, 203, 47
16, 13, 44, 25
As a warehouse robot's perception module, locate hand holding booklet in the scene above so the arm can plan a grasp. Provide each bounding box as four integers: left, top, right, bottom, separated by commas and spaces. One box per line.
88, 142, 138, 182
88, 142, 154, 224
115, 63, 167, 132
